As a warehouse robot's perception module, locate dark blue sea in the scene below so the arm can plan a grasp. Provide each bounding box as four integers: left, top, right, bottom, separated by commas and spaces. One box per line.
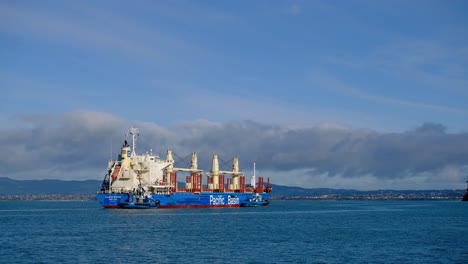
0, 200, 467, 264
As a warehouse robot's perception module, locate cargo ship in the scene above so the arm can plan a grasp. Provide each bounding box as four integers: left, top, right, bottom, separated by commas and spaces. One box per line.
97, 128, 271, 209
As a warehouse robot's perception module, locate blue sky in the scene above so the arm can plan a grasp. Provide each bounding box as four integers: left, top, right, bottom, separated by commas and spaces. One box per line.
1, 1, 468, 189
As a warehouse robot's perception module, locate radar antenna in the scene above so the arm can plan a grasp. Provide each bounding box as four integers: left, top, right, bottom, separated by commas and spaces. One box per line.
128, 127, 139, 157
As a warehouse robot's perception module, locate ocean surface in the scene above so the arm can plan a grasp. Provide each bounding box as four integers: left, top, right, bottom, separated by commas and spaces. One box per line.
0, 200, 467, 264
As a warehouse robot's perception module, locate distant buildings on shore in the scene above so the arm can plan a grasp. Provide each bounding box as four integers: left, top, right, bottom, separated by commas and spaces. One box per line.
273, 189, 465, 200
0, 194, 96, 201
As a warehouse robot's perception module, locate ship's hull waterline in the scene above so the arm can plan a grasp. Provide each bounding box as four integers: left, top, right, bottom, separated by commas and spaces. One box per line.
97, 192, 269, 209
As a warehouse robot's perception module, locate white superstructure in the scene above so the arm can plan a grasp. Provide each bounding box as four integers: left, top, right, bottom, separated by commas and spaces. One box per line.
105, 128, 173, 193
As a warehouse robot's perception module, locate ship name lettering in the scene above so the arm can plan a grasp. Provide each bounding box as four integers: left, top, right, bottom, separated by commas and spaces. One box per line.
209, 195, 225, 205
228, 196, 239, 205
105, 195, 121, 199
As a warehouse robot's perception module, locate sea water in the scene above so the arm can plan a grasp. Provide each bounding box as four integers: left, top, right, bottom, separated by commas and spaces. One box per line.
0, 200, 467, 263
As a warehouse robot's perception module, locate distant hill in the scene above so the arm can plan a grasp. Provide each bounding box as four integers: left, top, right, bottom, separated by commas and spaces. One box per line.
0, 177, 464, 199
268, 184, 359, 197
268, 183, 464, 199
0, 177, 101, 195
0, 177, 351, 196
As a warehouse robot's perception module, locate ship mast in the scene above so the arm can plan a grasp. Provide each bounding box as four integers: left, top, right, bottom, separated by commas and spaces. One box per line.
129, 127, 139, 157
251, 162, 256, 188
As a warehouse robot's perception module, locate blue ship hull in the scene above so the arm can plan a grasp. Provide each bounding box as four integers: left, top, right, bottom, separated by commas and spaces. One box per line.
97, 192, 269, 209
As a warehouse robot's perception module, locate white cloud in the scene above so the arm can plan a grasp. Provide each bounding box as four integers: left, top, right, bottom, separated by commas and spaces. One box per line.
1, 111, 467, 190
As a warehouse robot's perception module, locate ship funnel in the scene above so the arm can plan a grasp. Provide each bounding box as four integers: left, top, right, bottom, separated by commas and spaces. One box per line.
211, 154, 220, 190
190, 152, 198, 172
251, 162, 256, 188
166, 149, 174, 173
232, 157, 239, 174
166, 149, 174, 162
211, 154, 219, 175
120, 141, 131, 169
232, 156, 240, 190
